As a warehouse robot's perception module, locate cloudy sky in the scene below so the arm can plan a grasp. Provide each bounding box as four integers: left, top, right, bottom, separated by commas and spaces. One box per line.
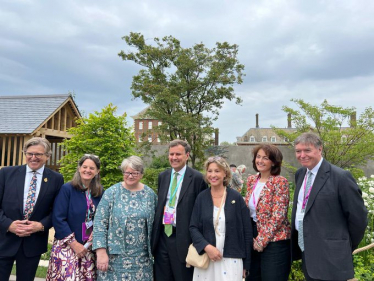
1, 0, 374, 143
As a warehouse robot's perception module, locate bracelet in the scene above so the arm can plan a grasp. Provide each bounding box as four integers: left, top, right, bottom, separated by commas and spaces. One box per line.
40, 224, 44, 232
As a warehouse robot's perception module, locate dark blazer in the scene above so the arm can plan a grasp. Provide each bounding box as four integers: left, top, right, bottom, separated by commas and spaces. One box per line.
190, 187, 252, 270
0, 165, 64, 257
53, 182, 102, 244
291, 159, 368, 280
151, 166, 208, 262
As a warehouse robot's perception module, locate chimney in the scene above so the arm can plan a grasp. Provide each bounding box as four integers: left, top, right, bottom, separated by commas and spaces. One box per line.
350, 112, 357, 127
214, 128, 219, 146
256, 113, 259, 128
287, 113, 292, 128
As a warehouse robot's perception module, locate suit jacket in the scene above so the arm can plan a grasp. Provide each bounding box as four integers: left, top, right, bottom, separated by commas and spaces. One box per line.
291, 159, 368, 280
190, 187, 252, 270
0, 165, 64, 257
151, 166, 208, 263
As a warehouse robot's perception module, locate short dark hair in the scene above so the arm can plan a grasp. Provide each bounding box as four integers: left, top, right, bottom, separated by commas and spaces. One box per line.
229, 164, 237, 168
71, 154, 103, 197
252, 144, 283, 176
169, 139, 191, 154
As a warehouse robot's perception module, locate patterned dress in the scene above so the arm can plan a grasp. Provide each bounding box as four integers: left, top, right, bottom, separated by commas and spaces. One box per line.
93, 183, 157, 281
193, 205, 243, 281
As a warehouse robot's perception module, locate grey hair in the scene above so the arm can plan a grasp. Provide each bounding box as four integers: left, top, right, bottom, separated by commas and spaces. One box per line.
23, 137, 52, 156
294, 133, 323, 148
120, 156, 144, 174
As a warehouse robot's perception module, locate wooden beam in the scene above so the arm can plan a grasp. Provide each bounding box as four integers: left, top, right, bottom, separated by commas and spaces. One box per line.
6, 137, 11, 166
39, 128, 72, 138
1, 136, 5, 167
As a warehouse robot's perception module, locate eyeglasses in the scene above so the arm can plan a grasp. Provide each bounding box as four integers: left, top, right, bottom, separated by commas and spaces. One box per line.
25, 152, 46, 158
123, 172, 141, 177
84, 154, 99, 159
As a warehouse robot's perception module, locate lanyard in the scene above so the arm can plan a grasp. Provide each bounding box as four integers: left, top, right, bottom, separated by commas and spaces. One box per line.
85, 190, 93, 221
251, 175, 263, 208
168, 172, 185, 206
302, 172, 313, 210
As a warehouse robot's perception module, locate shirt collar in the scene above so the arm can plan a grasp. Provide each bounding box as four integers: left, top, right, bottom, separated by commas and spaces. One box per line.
308, 157, 323, 175
26, 165, 45, 175
172, 165, 187, 176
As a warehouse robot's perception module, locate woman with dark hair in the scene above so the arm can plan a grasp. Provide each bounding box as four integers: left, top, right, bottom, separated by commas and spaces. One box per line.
245, 144, 291, 281
47, 154, 103, 280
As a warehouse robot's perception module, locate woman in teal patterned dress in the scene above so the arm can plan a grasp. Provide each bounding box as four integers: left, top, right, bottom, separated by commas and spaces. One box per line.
92, 156, 157, 281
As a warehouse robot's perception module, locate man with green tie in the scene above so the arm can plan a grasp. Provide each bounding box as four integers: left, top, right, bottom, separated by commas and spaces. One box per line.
152, 139, 208, 281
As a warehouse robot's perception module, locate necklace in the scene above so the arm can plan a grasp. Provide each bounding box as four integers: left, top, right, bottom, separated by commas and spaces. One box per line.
211, 194, 223, 198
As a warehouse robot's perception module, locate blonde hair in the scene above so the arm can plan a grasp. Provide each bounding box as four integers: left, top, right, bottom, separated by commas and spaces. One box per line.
204, 156, 232, 187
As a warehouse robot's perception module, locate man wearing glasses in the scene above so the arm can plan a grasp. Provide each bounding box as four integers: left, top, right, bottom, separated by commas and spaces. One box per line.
0, 137, 64, 281
152, 139, 208, 281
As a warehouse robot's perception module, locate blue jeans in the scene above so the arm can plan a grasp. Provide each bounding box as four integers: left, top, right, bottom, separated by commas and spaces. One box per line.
246, 220, 291, 281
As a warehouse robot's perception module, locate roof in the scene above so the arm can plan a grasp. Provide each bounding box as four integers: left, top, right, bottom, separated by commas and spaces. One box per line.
236, 127, 297, 144
0, 94, 79, 134
131, 106, 156, 120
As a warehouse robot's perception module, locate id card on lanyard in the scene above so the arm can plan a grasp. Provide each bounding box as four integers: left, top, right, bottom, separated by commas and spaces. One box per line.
82, 190, 94, 241
163, 172, 184, 225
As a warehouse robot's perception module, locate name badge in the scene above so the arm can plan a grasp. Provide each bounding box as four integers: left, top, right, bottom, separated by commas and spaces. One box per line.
163, 206, 175, 225
85, 220, 93, 229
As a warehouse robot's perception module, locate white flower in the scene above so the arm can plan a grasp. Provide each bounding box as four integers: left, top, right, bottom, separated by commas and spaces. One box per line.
362, 192, 368, 198
371, 175, 374, 178
369, 187, 374, 194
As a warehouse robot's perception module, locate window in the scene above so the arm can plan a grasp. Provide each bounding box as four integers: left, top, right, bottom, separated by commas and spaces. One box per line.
148, 135, 152, 142
157, 136, 160, 143
139, 121, 143, 130
250, 136, 255, 142
148, 122, 152, 129
271, 136, 276, 142
262, 136, 267, 142
158, 121, 162, 126
138, 135, 142, 142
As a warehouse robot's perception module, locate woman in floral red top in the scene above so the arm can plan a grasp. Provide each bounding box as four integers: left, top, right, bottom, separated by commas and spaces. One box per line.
245, 144, 291, 281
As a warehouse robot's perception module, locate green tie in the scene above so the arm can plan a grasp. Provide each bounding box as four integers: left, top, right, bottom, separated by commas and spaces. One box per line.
165, 172, 178, 237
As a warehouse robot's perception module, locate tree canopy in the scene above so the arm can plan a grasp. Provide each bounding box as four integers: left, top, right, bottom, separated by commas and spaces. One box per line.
274, 99, 374, 171
118, 32, 244, 168
59, 104, 135, 188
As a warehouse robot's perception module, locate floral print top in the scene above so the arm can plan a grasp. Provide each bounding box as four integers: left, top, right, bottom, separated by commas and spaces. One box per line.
92, 182, 157, 259
245, 174, 291, 249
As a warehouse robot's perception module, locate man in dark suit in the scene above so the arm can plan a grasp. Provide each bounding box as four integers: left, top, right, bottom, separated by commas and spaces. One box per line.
152, 139, 208, 281
0, 137, 64, 281
291, 133, 367, 281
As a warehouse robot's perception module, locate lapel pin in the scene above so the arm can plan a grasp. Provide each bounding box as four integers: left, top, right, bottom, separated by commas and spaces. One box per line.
44, 178, 48, 183
231, 200, 235, 204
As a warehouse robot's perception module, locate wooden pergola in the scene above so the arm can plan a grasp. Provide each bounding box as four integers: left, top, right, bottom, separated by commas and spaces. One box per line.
0, 94, 81, 171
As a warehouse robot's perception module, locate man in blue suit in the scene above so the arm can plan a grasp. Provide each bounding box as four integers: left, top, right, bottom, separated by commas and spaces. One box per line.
0, 137, 64, 281
291, 133, 367, 281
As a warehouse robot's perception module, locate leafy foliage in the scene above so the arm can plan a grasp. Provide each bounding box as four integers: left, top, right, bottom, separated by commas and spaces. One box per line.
274, 99, 374, 171
119, 32, 244, 168
59, 104, 135, 188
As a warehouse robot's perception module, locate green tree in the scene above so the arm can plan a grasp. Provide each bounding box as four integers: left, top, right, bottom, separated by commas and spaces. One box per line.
118, 32, 244, 168
274, 99, 374, 171
59, 104, 136, 188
